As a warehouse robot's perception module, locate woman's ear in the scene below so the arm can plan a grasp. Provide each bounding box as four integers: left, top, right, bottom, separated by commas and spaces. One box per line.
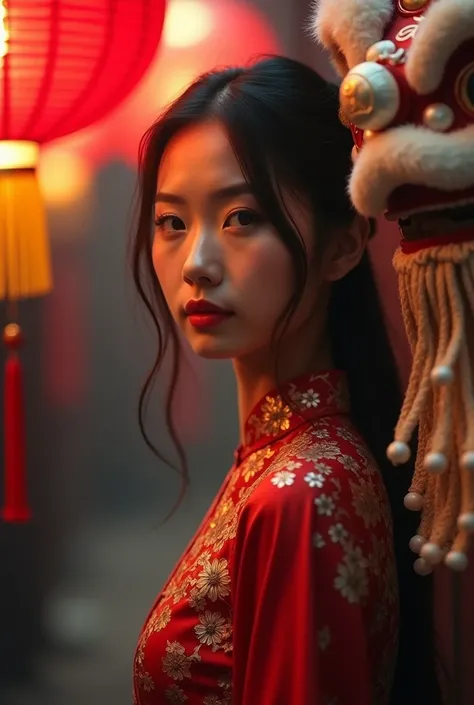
324, 214, 370, 282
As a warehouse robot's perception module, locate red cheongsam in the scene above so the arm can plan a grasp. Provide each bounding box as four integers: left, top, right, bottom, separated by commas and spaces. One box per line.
133, 370, 399, 705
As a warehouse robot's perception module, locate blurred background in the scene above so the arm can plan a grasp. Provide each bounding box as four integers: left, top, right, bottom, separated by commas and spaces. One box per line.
0, 1, 472, 704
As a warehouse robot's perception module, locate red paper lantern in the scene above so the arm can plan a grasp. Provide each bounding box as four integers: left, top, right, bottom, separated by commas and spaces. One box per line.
55, 0, 282, 165
0, 0, 167, 522
0, 0, 167, 143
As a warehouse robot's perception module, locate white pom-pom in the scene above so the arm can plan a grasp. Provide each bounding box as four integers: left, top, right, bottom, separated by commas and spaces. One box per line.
424, 452, 448, 474
458, 512, 474, 533
387, 441, 411, 465
414, 557, 433, 576
430, 365, 453, 386
461, 451, 474, 472
409, 535, 426, 554
444, 551, 468, 572
404, 492, 423, 511
420, 542, 443, 565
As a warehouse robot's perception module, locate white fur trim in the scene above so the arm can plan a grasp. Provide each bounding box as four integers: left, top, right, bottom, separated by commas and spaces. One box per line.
405, 0, 474, 95
349, 124, 474, 216
310, 0, 393, 76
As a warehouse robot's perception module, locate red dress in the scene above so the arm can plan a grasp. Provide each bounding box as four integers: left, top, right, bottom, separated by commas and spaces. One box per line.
133, 370, 399, 705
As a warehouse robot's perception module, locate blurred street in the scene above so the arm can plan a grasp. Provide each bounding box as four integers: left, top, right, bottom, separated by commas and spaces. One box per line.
2, 508, 205, 705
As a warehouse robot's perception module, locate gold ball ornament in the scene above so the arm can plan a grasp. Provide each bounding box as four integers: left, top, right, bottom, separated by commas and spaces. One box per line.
399, 0, 429, 11
340, 63, 400, 131
364, 130, 378, 142
3, 323, 24, 349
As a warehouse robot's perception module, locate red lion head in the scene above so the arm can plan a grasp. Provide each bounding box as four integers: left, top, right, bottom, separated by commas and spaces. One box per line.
313, 0, 474, 220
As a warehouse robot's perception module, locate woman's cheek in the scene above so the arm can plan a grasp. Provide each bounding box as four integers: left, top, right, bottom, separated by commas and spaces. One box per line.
237, 238, 293, 294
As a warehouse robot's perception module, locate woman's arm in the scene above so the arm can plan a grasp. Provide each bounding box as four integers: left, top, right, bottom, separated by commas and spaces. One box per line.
230, 451, 395, 705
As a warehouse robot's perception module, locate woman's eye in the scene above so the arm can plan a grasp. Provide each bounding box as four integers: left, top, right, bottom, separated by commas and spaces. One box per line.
224, 209, 260, 229
154, 214, 186, 232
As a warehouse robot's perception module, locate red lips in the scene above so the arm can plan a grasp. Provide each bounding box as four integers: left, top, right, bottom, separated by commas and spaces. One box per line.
184, 299, 231, 315
184, 300, 233, 329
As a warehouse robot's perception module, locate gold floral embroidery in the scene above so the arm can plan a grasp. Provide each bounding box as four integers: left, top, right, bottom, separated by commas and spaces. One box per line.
195, 558, 231, 602
242, 447, 275, 483
350, 477, 383, 528
150, 604, 172, 632
217, 675, 233, 703
162, 641, 201, 680
188, 587, 206, 611
135, 669, 154, 693
203, 682, 233, 705
260, 395, 292, 434
165, 684, 188, 703
194, 611, 230, 650
172, 581, 191, 605
247, 395, 292, 441
312, 427, 330, 439
334, 546, 369, 604
134, 603, 173, 693
335, 425, 356, 443
300, 439, 342, 461
205, 500, 238, 553
335, 422, 376, 472
337, 454, 361, 474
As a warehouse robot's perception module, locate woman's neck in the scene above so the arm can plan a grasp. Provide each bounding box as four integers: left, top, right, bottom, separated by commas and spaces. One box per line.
233, 327, 334, 444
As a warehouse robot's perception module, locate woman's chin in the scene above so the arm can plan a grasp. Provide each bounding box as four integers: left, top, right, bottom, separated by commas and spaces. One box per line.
189, 337, 238, 360
184, 321, 265, 360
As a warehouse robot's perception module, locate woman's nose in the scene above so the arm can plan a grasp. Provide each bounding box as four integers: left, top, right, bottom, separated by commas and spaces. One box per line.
182, 232, 224, 288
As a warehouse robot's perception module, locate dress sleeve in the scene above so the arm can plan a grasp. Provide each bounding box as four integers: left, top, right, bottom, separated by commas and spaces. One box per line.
229, 456, 378, 705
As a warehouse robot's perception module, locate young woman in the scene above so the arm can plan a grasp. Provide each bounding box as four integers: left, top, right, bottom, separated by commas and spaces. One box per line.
131, 57, 440, 705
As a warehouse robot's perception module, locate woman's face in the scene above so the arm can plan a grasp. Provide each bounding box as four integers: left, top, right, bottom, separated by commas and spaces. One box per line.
152, 121, 329, 361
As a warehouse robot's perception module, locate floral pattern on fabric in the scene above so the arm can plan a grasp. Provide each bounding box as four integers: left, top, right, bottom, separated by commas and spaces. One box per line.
133, 370, 398, 705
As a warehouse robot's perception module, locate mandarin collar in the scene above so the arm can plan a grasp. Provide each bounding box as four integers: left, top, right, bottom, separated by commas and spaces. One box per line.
236, 370, 349, 464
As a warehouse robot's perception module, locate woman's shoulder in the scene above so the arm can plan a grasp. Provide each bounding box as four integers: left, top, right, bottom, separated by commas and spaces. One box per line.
241, 416, 389, 529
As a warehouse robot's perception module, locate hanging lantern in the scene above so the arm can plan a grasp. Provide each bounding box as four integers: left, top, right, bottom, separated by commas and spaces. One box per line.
0, 0, 167, 522
56, 0, 282, 166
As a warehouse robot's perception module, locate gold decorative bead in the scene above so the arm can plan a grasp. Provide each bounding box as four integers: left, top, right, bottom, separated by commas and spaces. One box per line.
364, 130, 378, 141
399, 0, 428, 11
339, 63, 400, 131
340, 75, 375, 123
3, 323, 23, 349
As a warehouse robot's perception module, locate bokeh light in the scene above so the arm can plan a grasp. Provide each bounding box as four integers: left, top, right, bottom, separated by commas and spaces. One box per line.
38, 147, 92, 208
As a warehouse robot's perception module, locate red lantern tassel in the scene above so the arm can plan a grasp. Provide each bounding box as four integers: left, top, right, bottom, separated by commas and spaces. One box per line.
2, 323, 31, 522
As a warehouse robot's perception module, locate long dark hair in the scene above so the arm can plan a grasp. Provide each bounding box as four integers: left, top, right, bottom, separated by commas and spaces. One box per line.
130, 55, 440, 704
